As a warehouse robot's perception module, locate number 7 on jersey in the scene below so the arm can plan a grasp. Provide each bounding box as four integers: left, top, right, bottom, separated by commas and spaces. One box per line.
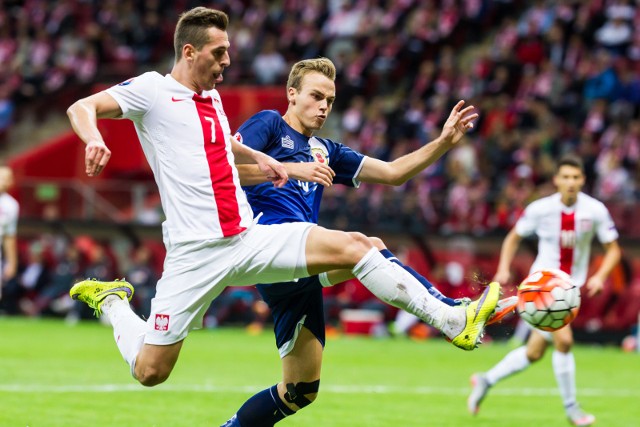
204, 116, 216, 143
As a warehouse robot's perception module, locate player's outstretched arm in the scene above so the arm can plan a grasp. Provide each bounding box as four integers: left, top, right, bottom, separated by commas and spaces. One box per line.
237, 162, 335, 187
493, 228, 523, 285
230, 136, 289, 187
356, 100, 478, 186
67, 92, 122, 177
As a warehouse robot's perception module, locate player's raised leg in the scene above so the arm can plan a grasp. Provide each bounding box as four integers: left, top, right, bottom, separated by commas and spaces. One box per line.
70, 278, 183, 386
304, 226, 500, 350
379, 245, 516, 326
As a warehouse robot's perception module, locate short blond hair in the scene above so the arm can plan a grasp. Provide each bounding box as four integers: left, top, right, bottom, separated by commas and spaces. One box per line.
286, 57, 336, 91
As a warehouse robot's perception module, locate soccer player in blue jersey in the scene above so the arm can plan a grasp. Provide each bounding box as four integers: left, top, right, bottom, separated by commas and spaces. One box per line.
221, 58, 516, 427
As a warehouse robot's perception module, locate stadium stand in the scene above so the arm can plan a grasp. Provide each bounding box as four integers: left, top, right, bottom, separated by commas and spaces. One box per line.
1, 0, 639, 341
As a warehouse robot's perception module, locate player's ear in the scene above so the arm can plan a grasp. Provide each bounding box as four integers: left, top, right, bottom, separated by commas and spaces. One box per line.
183, 44, 195, 63
287, 87, 296, 104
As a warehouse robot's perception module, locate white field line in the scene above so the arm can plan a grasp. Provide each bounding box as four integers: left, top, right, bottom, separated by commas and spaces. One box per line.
0, 384, 638, 397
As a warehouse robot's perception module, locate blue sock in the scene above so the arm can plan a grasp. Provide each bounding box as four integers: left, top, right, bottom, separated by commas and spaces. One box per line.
379, 249, 460, 306
226, 384, 294, 427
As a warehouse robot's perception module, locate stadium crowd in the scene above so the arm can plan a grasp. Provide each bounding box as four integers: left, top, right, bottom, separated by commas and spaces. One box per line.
2, 0, 640, 234
1, 1, 640, 337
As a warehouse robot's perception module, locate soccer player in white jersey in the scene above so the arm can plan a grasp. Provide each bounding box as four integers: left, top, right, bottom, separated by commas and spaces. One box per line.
65, 6, 499, 411
0, 166, 19, 302
467, 154, 621, 426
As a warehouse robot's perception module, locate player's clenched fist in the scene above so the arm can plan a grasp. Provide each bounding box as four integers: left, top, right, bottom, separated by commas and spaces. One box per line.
287, 162, 335, 187
85, 140, 111, 176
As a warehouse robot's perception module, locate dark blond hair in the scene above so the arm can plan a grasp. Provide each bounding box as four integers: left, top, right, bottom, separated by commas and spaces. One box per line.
174, 7, 229, 63
286, 57, 336, 91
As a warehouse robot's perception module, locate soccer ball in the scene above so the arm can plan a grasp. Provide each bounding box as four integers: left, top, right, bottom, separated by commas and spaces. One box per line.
516, 269, 580, 332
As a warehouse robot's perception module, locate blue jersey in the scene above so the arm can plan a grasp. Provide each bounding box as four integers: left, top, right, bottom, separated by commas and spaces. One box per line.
236, 110, 366, 225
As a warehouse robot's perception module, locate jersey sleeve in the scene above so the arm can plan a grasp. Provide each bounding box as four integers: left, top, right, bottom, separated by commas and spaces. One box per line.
326, 140, 366, 188
595, 203, 619, 244
234, 111, 279, 152
105, 72, 159, 121
514, 201, 540, 238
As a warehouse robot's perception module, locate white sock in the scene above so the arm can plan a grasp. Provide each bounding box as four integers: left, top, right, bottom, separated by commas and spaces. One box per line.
485, 346, 530, 386
102, 296, 147, 376
352, 248, 459, 336
552, 350, 576, 408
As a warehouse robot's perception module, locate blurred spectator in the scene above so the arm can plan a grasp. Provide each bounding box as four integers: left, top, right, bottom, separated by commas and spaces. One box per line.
0, 87, 14, 148
127, 245, 157, 318
595, 8, 633, 56
19, 244, 83, 317
204, 287, 270, 334
251, 35, 287, 85
13, 242, 51, 313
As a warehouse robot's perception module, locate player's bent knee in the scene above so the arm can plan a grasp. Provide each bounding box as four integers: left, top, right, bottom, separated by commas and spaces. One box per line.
345, 232, 373, 254
526, 348, 544, 362
556, 341, 573, 353
136, 366, 172, 387
284, 380, 320, 410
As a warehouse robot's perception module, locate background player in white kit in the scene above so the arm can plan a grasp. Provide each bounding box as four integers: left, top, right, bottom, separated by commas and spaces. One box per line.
0, 166, 19, 302
65, 6, 499, 400
467, 154, 621, 426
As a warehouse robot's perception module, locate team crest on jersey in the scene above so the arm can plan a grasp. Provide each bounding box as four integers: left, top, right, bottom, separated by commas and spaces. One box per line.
154, 314, 170, 331
118, 78, 135, 86
579, 219, 593, 232
234, 132, 243, 144
311, 147, 328, 164
281, 135, 294, 149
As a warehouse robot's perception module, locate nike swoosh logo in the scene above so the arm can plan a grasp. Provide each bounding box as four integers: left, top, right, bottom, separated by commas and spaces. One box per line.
473, 286, 490, 322
172, 97, 187, 102
96, 286, 133, 299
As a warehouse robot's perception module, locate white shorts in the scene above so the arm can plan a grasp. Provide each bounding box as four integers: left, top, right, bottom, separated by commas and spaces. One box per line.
144, 222, 315, 345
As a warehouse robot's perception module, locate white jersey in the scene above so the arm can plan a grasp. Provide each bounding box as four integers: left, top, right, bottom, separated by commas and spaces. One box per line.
0, 192, 19, 263
515, 192, 618, 286
106, 72, 253, 244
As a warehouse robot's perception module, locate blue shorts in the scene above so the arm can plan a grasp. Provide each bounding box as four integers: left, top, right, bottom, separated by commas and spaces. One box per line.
257, 276, 325, 358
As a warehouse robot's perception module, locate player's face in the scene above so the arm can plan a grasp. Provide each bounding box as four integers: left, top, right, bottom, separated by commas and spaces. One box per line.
553, 165, 584, 204
290, 72, 336, 135
189, 27, 230, 92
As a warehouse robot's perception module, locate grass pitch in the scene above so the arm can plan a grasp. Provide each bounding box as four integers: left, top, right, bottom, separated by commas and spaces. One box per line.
1, 317, 638, 427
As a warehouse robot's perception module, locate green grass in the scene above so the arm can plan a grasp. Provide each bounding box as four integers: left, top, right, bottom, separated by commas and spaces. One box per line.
1, 317, 638, 427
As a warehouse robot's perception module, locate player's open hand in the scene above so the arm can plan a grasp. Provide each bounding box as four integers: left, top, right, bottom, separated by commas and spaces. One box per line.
493, 269, 511, 286
585, 275, 604, 297
257, 153, 289, 188
85, 140, 111, 176
287, 162, 335, 187
441, 100, 478, 145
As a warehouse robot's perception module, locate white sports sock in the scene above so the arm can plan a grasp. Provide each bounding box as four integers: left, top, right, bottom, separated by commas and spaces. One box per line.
352, 248, 458, 335
485, 346, 530, 386
552, 350, 576, 408
102, 296, 147, 376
